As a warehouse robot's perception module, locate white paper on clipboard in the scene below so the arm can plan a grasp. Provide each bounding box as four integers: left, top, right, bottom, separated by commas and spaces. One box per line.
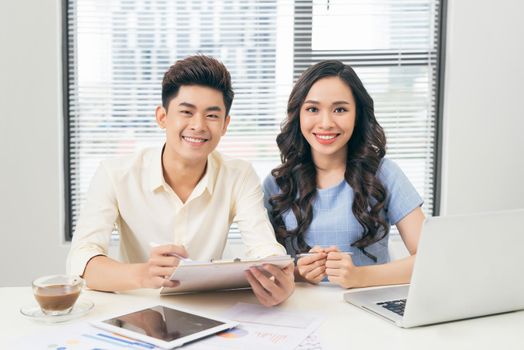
160, 255, 293, 295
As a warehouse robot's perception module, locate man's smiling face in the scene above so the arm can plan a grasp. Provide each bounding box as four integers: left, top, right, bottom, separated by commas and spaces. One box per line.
156, 85, 230, 165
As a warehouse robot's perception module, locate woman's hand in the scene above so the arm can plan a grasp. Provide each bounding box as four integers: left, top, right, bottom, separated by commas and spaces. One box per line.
244, 263, 295, 307
296, 246, 327, 284
139, 244, 188, 289
325, 251, 358, 288
295, 245, 341, 284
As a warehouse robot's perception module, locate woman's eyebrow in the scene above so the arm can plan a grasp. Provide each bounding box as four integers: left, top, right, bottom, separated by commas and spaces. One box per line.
303, 100, 351, 105
331, 100, 351, 105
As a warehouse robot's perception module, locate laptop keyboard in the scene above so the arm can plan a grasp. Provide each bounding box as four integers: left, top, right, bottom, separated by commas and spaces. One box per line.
376, 299, 406, 316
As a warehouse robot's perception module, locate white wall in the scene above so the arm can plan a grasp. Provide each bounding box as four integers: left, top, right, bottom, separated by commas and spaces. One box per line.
1, 0, 523, 287
0, 0, 70, 287
440, 0, 524, 215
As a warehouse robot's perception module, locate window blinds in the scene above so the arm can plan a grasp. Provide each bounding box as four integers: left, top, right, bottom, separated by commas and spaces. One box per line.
65, 0, 442, 240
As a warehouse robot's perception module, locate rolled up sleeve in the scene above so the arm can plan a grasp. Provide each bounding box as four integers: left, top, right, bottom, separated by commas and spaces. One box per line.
66, 162, 119, 276
234, 165, 286, 258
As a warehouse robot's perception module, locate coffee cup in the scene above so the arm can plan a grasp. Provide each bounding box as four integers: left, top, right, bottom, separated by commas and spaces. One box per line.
32, 275, 84, 316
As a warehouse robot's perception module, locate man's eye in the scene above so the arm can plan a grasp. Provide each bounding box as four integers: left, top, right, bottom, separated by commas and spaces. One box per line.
207, 114, 219, 119
180, 110, 192, 115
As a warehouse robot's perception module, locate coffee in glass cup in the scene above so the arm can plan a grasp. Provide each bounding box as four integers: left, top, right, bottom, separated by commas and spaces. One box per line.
32, 275, 84, 316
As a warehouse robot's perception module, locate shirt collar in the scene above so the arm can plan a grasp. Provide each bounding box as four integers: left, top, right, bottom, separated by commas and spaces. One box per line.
149, 146, 219, 196
189, 152, 218, 198
149, 145, 168, 192
204, 152, 218, 195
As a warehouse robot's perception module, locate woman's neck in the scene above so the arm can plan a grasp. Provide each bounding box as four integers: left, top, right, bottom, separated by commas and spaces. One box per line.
312, 152, 347, 189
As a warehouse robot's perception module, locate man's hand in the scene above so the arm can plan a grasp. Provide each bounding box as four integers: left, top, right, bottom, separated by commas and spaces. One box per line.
244, 263, 295, 307
139, 244, 188, 289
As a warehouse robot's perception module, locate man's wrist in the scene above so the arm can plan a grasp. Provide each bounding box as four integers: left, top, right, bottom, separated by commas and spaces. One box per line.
131, 263, 148, 289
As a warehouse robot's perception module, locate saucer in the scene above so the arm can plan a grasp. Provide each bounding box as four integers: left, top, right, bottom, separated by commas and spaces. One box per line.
20, 299, 94, 323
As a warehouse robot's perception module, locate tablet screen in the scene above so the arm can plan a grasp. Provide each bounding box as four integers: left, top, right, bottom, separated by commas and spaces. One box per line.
102, 305, 226, 342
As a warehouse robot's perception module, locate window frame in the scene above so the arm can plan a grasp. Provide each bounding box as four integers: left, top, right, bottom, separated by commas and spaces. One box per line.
62, 0, 447, 241
62, 0, 74, 241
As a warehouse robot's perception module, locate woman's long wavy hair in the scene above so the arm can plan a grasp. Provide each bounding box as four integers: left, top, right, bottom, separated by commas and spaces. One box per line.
269, 60, 388, 261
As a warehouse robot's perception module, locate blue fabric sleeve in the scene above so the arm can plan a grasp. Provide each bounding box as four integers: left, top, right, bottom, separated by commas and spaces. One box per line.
377, 158, 424, 225
262, 174, 279, 214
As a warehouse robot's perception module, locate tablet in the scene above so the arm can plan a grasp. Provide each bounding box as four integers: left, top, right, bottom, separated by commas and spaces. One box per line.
160, 255, 293, 295
91, 304, 238, 349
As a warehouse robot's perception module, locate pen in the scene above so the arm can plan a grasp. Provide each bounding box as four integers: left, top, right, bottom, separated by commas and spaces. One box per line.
149, 242, 192, 262
296, 251, 353, 258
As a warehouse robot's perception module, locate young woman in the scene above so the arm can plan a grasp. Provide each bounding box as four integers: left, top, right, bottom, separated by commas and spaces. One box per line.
263, 60, 425, 289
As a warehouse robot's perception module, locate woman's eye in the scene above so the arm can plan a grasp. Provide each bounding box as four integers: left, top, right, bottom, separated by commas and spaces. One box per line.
334, 107, 347, 113
305, 107, 318, 113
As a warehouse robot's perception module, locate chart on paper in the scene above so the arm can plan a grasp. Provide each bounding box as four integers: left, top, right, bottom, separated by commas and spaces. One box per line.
183, 302, 324, 350
9, 325, 160, 350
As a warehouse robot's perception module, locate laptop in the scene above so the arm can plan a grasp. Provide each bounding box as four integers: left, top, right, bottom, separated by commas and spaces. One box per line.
344, 209, 524, 328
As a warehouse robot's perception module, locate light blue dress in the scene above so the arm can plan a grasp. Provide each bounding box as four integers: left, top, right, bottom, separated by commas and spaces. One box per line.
263, 158, 423, 266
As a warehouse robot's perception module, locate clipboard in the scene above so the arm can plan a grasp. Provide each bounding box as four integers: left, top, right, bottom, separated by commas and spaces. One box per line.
159, 255, 293, 295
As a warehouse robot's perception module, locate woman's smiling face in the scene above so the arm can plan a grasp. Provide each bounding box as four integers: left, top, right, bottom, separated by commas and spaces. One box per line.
299, 76, 356, 162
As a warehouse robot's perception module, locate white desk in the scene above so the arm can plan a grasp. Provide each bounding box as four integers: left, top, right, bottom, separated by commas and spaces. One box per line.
2, 283, 523, 349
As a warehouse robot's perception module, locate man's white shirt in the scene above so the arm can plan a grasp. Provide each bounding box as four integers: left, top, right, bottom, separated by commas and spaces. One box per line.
67, 146, 285, 276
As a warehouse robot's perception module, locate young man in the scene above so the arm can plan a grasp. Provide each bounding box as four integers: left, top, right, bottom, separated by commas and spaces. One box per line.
67, 55, 294, 306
